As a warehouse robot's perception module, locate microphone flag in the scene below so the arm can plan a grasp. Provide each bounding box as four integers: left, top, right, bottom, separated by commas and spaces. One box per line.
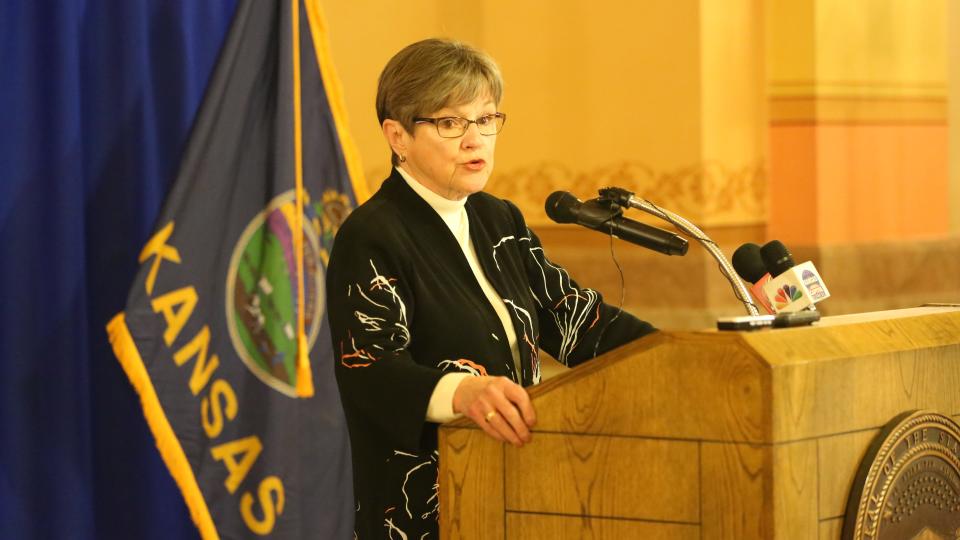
749, 274, 775, 315
105, 1, 367, 538
761, 261, 831, 313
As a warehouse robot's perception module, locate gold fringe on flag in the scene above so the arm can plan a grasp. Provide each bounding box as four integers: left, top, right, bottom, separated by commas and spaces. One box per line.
106, 313, 220, 540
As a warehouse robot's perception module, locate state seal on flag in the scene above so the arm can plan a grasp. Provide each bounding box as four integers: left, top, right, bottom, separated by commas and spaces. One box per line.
225, 189, 325, 397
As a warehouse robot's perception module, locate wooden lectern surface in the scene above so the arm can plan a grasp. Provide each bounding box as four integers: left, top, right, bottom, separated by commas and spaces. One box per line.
438, 307, 960, 539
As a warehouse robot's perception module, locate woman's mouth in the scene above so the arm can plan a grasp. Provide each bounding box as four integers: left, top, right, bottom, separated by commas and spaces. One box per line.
463, 159, 486, 171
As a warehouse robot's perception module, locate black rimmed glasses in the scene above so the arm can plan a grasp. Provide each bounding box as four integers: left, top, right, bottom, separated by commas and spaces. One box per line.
413, 112, 506, 138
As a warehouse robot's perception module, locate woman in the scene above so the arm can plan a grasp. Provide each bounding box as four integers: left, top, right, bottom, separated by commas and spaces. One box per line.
326, 38, 655, 538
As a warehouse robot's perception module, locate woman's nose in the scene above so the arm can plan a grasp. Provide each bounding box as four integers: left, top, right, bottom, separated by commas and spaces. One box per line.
461, 122, 483, 147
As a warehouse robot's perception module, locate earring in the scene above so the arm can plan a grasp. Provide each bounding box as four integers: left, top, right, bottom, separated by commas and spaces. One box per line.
398, 154, 406, 163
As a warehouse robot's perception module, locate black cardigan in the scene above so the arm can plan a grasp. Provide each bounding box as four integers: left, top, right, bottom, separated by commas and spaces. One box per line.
326, 169, 655, 538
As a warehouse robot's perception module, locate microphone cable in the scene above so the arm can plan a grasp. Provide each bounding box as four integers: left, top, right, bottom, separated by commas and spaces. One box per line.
592, 212, 626, 359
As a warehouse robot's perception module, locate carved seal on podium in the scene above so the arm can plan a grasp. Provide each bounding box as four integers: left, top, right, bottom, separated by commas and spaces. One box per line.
844, 411, 960, 540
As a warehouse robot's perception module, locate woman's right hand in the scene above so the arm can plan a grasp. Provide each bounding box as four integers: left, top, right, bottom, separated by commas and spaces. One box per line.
452, 376, 537, 447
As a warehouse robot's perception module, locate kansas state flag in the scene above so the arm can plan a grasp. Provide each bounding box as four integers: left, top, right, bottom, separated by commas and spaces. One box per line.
106, 0, 367, 537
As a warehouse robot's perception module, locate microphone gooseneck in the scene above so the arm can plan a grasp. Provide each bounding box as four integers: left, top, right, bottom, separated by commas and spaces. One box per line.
597, 186, 760, 316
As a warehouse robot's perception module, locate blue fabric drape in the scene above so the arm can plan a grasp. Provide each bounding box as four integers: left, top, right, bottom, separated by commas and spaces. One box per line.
0, 2, 237, 538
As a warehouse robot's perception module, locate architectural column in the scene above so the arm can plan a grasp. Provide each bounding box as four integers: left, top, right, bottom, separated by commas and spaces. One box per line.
767, 0, 950, 245
765, 0, 957, 315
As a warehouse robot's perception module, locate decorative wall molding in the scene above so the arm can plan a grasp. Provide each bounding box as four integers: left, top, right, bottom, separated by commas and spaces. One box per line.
486, 160, 768, 227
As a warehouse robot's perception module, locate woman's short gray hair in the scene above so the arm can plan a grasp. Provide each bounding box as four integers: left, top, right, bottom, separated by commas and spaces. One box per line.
377, 38, 503, 166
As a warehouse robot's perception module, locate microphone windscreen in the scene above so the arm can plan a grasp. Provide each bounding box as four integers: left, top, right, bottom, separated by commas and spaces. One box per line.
544, 191, 580, 224
732, 243, 767, 283
761, 240, 795, 277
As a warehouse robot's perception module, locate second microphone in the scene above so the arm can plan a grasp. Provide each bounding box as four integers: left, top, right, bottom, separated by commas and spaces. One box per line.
545, 191, 688, 256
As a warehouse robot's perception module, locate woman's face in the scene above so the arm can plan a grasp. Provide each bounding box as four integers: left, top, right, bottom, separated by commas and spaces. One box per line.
396, 94, 498, 201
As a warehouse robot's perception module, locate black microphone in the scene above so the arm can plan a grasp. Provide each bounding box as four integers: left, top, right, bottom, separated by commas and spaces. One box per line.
545, 191, 688, 256
760, 240, 795, 277
732, 243, 768, 284
756, 239, 831, 312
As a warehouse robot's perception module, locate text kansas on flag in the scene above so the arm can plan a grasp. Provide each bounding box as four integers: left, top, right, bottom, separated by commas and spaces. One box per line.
107, 0, 368, 537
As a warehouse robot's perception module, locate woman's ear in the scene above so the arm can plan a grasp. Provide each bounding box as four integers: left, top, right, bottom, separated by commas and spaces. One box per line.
382, 119, 408, 160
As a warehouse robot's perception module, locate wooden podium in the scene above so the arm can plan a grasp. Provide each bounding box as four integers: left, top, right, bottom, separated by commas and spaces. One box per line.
438, 306, 960, 539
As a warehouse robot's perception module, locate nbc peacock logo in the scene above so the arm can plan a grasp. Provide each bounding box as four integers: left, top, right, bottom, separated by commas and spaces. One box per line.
225, 188, 351, 397
773, 284, 803, 310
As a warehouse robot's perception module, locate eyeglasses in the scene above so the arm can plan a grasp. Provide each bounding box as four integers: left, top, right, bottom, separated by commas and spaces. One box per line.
413, 113, 506, 138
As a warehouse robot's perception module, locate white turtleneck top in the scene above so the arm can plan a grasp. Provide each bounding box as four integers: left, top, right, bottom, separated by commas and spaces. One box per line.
395, 167, 522, 422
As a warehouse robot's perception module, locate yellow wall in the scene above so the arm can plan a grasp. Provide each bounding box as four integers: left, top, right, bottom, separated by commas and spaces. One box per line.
767, 0, 949, 245
951, 0, 960, 235
701, 0, 766, 177
320, 0, 704, 177
317, 0, 958, 325
320, 0, 951, 238
318, 0, 439, 189
319, 0, 767, 227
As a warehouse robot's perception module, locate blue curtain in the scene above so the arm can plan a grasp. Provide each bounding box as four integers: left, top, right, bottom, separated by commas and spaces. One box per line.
0, 2, 238, 538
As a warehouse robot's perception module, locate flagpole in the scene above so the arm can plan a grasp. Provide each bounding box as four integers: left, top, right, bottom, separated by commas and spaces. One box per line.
292, 0, 315, 398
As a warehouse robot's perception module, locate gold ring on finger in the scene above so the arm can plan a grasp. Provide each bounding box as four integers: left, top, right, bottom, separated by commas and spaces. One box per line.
485, 410, 497, 422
